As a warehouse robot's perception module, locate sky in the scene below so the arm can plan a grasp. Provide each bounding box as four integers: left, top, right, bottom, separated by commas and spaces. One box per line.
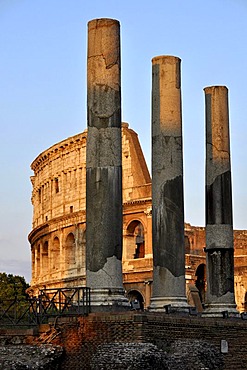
0, 0, 247, 283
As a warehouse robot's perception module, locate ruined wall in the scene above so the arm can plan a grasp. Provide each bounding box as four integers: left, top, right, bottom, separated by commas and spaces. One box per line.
50, 313, 247, 370
2, 313, 247, 369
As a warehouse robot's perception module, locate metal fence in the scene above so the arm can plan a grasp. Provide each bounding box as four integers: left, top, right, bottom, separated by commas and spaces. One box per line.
0, 287, 91, 327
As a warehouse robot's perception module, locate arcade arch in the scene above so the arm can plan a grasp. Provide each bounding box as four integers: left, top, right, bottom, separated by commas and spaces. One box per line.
127, 289, 144, 310
42, 241, 49, 277
51, 237, 60, 270
125, 220, 145, 259
64, 233, 76, 270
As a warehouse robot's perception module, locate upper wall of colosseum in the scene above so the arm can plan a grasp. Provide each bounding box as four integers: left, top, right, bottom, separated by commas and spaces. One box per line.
30, 123, 151, 229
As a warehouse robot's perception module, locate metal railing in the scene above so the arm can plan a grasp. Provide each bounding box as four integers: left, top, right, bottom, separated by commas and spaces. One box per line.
0, 287, 91, 327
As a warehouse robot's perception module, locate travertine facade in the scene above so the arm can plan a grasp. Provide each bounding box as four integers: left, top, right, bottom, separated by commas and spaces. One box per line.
28, 123, 152, 295
29, 132, 87, 288
29, 123, 247, 312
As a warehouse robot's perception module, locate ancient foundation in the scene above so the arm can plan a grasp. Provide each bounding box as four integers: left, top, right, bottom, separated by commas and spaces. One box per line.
203, 85, 238, 317
149, 55, 188, 312
52, 313, 247, 370
86, 18, 129, 310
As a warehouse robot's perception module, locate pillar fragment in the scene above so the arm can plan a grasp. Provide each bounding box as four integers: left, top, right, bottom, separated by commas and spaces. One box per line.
86, 18, 129, 311
204, 85, 238, 317
149, 55, 189, 312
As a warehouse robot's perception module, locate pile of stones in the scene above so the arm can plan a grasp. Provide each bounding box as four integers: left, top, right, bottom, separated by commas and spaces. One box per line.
90, 342, 166, 370
166, 339, 224, 370
0, 344, 63, 369
90, 340, 224, 370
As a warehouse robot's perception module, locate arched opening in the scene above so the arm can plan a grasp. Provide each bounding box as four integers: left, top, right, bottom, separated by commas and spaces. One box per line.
36, 244, 40, 278
127, 289, 144, 310
42, 241, 49, 277
51, 237, 60, 270
65, 233, 76, 270
126, 221, 145, 259
195, 263, 206, 304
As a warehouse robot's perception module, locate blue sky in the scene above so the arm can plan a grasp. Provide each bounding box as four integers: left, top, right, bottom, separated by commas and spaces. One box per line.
0, 0, 247, 282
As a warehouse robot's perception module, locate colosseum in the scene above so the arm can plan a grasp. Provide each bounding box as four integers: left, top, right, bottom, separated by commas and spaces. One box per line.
28, 122, 247, 312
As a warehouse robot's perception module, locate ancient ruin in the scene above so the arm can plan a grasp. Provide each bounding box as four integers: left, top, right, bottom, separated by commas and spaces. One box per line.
150, 55, 188, 311
28, 17, 247, 317
5, 16, 246, 369
204, 85, 238, 316
86, 18, 129, 310
28, 122, 156, 303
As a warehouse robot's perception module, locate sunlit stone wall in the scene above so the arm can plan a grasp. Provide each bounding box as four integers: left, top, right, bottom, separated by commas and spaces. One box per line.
28, 124, 152, 294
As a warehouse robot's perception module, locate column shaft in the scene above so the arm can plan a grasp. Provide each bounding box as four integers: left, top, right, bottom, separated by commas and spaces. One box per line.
204, 85, 237, 316
150, 55, 188, 311
86, 18, 129, 310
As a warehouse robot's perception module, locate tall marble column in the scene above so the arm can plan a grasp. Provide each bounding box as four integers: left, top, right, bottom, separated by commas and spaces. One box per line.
149, 55, 188, 312
204, 85, 238, 317
86, 18, 129, 311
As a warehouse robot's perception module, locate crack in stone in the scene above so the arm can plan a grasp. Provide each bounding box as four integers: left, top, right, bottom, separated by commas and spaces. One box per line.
207, 142, 230, 156
88, 53, 119, 69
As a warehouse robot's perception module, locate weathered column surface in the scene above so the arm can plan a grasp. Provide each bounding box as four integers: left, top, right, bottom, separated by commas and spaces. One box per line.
86, 18, 129, 311
203, 85, 238, 317
149, 55, 189, 312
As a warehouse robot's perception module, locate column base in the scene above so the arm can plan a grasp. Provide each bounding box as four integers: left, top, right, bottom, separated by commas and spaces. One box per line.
202, 303, 239, 318
90, 288, 131, 312
148, 296, 190, 313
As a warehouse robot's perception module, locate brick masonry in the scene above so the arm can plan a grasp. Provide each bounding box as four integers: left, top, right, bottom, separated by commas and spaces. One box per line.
50, 312, 247, 369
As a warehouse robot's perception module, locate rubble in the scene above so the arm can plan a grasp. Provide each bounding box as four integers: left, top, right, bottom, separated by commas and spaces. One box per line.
90, 340, 224, 370
0, 344, 63, 370
90, 342, 166, 370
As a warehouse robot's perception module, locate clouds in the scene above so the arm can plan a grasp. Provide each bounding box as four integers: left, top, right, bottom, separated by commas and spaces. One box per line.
0, 258, 31, 282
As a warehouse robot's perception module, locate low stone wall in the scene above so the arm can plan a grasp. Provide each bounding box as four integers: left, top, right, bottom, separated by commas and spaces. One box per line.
51, 312, 247, 369
1, 313, 247, 369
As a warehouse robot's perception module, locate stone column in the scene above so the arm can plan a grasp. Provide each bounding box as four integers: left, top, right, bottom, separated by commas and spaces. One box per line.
145, 207, 153, 257
203, 85, 238, 317
144, 280, 152, 308
86, 18, 129, 311
149, 55, 188, 312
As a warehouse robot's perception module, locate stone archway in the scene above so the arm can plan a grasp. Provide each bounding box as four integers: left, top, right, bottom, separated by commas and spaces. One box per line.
51, 237, 60, 271
42, 241, 49, 277
125, 220, 145, 259
127, 289, 144, 310
64, 233, 76, 271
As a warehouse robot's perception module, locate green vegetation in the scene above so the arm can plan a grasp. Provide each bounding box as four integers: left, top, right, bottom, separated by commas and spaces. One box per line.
0, 273, 31, 325
0, 272, 29, 303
